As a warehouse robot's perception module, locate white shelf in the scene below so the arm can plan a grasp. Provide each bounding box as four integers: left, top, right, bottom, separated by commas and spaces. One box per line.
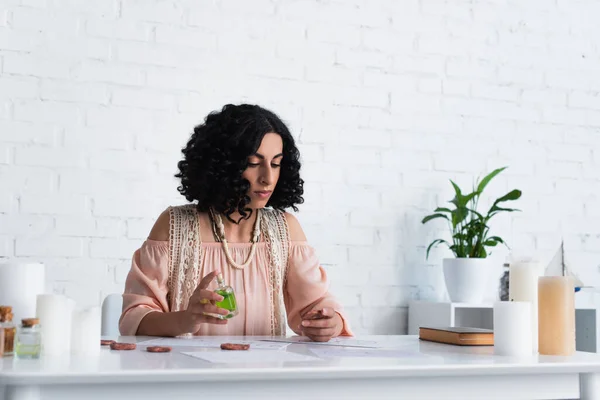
408, 300, 600, 353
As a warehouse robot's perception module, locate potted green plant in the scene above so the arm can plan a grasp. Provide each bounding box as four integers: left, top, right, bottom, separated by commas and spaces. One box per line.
422, 167, 522, 303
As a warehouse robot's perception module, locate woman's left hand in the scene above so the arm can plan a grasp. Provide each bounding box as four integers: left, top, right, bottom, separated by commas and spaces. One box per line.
299, 307, 343, 342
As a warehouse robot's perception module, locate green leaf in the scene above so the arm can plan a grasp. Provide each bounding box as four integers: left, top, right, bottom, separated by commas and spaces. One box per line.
463, 191, 478, 205
450, 180, 462, 198
468, 241, 487, 258
487, 189, 522, 216
449, 180, 467, 208
484, 236, 509, 249
489, 206, 520, 215
422, 213, 450, 224
467, 208, 485, 220
434, 207, 453, 214
486, 236, 505, 244
462, 219, 488, 232
476, 167, 507, 194
451, 206, 469, 228
453, 232, 468, 241
426, 239, 450, 259
449, 244, 466, 258
483, 240, 500, 247
494, 189, 522, 204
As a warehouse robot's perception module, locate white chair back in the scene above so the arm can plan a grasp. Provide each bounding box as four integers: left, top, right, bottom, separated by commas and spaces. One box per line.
101, 293, 123, 337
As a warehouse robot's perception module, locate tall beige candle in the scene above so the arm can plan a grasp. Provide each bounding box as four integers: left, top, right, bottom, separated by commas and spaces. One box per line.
538, 276, 575, 356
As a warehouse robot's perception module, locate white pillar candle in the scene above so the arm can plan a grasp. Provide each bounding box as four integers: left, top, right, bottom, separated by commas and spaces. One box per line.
64, 298, 75, 353
71, 307, 101, 356
0, 263, 45, 323
508, 260, 543, 353
493, 301, 533, 356
36, 294, 71, 355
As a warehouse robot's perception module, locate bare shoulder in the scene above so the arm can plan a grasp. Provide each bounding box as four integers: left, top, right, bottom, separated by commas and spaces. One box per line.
283, 212, 307, 242
148, 208, 170, 241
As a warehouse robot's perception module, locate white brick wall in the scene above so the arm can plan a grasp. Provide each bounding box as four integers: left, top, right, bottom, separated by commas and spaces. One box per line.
1, 0, 600, 335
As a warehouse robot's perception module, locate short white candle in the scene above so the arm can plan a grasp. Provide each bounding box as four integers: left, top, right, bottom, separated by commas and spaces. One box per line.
508, 260, 543, 353
36, 294, 71, 355
494, 301, 533, 357
71, 307, 101, 356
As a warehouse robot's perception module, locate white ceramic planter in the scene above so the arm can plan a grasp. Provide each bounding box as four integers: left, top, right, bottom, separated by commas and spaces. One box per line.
443, 258, 492, 303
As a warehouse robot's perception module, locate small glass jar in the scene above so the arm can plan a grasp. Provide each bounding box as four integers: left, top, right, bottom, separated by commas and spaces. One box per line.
16, 318, 41, 359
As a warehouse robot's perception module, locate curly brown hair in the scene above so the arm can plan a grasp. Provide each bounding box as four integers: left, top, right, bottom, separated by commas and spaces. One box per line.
175, 104, 304, 221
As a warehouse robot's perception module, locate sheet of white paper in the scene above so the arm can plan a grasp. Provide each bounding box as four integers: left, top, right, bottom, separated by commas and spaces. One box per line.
260, 336, 382, 348
308, 347, 425, 359
182, 350, 319, 364
139, 337, 288, 350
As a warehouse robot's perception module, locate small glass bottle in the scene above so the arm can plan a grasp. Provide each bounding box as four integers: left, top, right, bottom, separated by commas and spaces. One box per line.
0, 327, 4, 357
16, 318, 41, 359
0, 306, 16, 357
214, 274, 238, 319
499, 262, 510, 301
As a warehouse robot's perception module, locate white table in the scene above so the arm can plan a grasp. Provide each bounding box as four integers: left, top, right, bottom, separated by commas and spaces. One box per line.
2, 335, 600, 400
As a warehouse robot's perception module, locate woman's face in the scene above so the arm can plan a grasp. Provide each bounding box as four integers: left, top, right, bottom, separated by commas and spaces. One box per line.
242, 132, 283, 209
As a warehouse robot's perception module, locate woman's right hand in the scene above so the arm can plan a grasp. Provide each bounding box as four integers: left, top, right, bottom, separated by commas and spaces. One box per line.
180, 270, 230, 333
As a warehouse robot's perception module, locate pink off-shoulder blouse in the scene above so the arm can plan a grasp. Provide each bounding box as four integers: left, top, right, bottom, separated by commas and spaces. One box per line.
120, 239, 353, 337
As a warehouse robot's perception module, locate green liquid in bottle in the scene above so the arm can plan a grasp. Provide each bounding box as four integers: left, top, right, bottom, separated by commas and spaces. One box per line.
16, 343, 41, 359
215, 289, 238, 319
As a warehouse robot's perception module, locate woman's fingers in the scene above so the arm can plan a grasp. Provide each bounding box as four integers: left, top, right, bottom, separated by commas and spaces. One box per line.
321, 307, 335, 317
300, 309, 339, 341
189, 290, 223, 310
183, 270, 231, 330
301, 318, 333, 329
301, 327, 337, 338
188, 307, 229, 324
201, 315, 228, 325
202, 303, 230, 316
198, 289, 224, 303
305, 333, 334, 342
189, 301, 229, 316
197, 270, 220, 290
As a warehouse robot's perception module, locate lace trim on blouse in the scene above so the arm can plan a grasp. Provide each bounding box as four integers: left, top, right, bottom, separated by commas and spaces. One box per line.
167, 205, 289, 336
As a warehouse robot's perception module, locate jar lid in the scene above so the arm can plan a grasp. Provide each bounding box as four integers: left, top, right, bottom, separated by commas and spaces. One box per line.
21, 318, 39, 327
0, 305, 12, 314
0, 306, 13, 322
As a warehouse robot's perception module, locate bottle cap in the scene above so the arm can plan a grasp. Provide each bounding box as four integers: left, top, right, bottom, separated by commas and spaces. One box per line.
21, 318, 39, 328
0, 306, 13, 322
0, 306, 12, 314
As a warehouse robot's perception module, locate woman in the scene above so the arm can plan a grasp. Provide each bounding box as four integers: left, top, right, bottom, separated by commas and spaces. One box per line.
119, 104, 351, 342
